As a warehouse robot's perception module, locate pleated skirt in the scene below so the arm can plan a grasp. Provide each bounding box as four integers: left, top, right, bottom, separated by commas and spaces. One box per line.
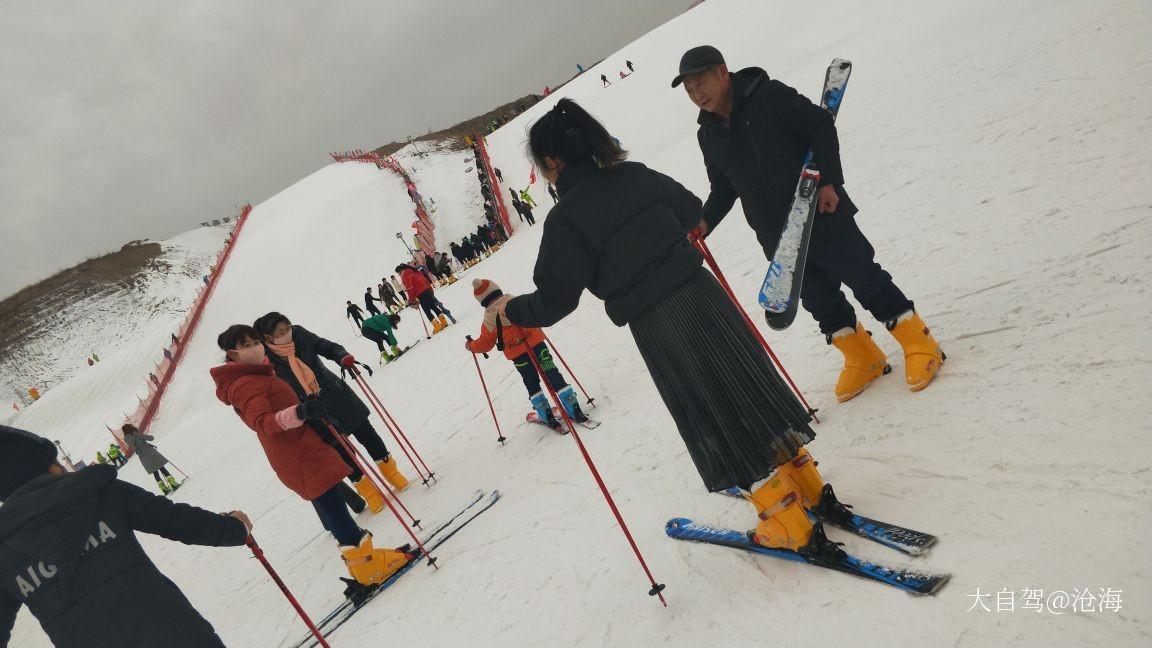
629, 268, 815, 492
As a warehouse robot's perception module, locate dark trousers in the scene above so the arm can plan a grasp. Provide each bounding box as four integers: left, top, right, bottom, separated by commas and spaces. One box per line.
321, 419, 392, 480
361, 326, 396, 351
523, 210, 536, 225
366, 303, 381, 316
801, 215, 913, 336
350, 314, 363, 327
417, 291, 450, 321
512, 342, 567, 397
152, 467, 171, 481
311, 485, 363, 545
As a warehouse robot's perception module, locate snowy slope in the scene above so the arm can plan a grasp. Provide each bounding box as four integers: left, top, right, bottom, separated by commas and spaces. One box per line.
4, 225, 226, 458
391, 139, 490, 249
10, 1, 1151, 646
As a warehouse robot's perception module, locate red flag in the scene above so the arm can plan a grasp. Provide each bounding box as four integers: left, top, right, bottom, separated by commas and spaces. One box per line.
529, 167, 537, 184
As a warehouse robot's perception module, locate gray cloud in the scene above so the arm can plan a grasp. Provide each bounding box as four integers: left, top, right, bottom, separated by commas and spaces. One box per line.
0, 0, 686, 298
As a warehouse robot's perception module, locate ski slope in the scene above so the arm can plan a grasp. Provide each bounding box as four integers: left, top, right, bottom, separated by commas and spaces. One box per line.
10, 0, 1152, 646
4, 225, 226, 456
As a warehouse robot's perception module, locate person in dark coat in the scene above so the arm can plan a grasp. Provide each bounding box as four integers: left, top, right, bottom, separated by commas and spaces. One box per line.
488, 98, 854, 561
675, 45, 944, 401
121, 424, 179, 494
520, 199, 536, 225
547, 183, 558, 203
252, 313, 410, 499
0, 425, 250, 648
346, 300, 365, 327
377, 280, 400, 312
210, 325, 413, 587
494, 168, 503, 182
363, 288, 383, 316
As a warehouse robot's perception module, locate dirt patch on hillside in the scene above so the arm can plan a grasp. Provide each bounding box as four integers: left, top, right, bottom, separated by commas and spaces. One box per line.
374, 93, 544, 158
0, 242, 163, 356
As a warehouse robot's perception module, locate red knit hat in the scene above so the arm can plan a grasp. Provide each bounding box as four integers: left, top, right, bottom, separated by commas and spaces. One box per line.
473, 278, 502, 305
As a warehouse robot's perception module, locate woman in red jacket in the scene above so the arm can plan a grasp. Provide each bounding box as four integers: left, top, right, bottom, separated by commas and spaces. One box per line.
210, 324, 412, 586
397, 263, 455, 334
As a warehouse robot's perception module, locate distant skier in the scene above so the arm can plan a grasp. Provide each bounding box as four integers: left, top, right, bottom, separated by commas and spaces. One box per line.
361, 312, 404, 362
106, 443, 125, 468
122, 424, 181, 494
346, 300, 365, 327
673, 45, 943, 401
253, 312, 409, 500
389, 275, 407, 301
601, 74, 612, 87
0, 425, 251, 648
378, 279, 401, 312
363, 288, 383, 316
494, 168, 503, 182
466, 279, 586, 429
211, 325, 414, 588
519, 199, 536, 225
518, 188, 537, 208
626, 59, 635, 72
576, 63, 585, 74
619, 70, 630, 79
397, 263, 456, 334
547, 183, 558, 203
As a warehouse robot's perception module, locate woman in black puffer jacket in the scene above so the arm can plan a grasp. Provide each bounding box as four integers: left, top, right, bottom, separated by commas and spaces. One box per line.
489, 99, 848, 562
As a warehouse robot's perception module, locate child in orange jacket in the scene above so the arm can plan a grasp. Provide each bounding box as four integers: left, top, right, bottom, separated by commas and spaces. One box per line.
465, 279, 587, 427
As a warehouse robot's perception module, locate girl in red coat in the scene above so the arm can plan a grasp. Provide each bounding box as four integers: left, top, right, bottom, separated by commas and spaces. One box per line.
210, 324, 412, 586
397, 263, 456, 334
465, 279, 587, 429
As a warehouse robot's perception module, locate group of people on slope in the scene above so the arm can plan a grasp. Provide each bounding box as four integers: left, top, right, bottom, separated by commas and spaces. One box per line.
479, 45, 945, 559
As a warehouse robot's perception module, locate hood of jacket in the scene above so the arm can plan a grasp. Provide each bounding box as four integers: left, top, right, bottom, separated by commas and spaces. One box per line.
210, 361, 274, 405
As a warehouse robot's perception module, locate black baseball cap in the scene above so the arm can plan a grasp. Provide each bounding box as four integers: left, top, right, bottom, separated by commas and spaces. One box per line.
671, 45, 726, 87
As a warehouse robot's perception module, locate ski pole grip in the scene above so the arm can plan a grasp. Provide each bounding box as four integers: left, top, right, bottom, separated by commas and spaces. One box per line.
465, 335, 489, 359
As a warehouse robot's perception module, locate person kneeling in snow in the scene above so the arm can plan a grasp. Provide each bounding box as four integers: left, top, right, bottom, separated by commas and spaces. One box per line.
210, 325, 414, 590
0, 425, 251, 648
465, 279, 587, 429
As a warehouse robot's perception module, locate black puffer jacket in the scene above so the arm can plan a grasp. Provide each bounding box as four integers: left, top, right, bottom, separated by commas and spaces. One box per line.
698, 67, 857, 257
0, 466, 247, 647
266, 325, 370, 433
506, 159, 702, 327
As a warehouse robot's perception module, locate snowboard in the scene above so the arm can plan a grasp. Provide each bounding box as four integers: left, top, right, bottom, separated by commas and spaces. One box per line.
758, 58, 853, 330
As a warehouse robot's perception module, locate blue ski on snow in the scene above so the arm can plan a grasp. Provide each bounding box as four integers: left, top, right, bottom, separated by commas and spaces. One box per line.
720, 487, 937, 556
665, 518, 948, 595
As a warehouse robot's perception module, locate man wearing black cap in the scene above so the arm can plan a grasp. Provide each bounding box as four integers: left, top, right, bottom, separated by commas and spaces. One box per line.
0, 425, 251, 647
673, 46, 944, 403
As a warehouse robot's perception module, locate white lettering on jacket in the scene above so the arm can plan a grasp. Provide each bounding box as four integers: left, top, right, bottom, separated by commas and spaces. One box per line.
13, 520, 117, 599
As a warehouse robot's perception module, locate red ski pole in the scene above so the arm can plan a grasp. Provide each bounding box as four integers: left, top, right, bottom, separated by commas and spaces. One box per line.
325, 423, 438, 567
690, 236, 819, 422
540, 333, 595, 408
350, 367, 437, 484
519, 335, 667, 606
246, 536, 332, 648
466, 336, 506, 445
411, 302, 431, 339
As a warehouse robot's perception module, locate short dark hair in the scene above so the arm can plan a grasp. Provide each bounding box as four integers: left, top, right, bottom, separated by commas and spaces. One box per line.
253, 312, 290, 336
121, 423, 138, 434
217, 324, 260, 352
527, 98, 626, 171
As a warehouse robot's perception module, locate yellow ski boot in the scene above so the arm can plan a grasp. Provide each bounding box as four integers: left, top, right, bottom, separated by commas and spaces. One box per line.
339, 533, 414, 586
352, 477, 385, 514
887, 311, 945, 391
829, 323, 890, 402
377, 455, 409, 492
747, 468, 846, 564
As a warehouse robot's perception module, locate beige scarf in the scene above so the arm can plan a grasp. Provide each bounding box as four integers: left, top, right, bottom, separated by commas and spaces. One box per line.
267, 341, 321, 395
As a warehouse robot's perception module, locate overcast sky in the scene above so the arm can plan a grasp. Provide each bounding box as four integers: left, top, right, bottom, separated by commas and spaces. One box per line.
0, 1, 686, 299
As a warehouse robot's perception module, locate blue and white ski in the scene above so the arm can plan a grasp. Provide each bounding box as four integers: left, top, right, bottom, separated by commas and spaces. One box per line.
720, 487, 937, 556
758, 58, 853, 330
665, 518, 948, 595
290, 489, 501, 648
